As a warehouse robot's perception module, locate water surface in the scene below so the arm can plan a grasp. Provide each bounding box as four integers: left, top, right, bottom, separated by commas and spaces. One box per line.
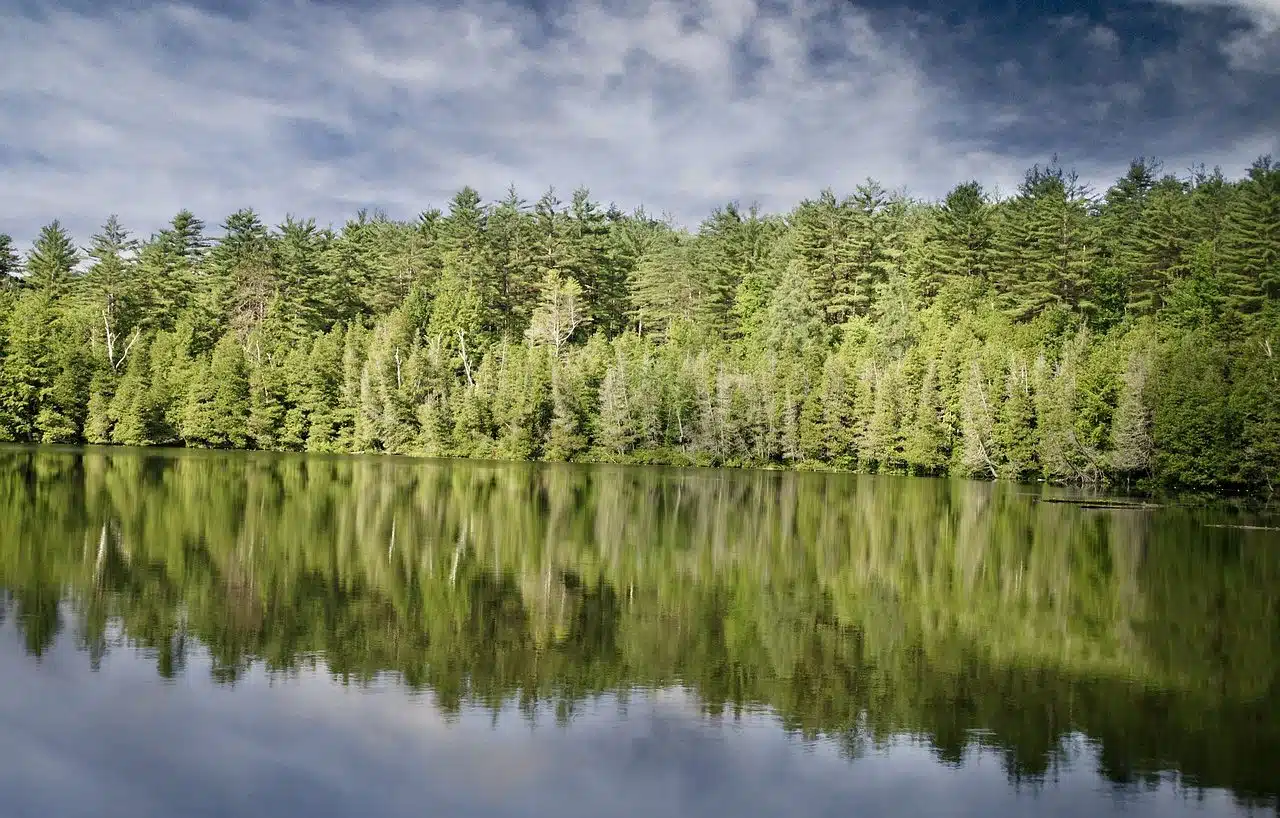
1, 447, 1277, 817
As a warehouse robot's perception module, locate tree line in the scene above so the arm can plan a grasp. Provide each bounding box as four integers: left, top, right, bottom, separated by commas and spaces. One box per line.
2, 449, 1277, 803
0, 156, 1277, 491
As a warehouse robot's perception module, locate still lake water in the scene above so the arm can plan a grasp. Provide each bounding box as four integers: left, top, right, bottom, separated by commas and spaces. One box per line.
1, 446, 1277, 817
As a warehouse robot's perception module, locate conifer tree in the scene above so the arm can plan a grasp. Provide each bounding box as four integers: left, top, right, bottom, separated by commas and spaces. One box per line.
83, 215, 142, 372
24, 221, 79, 300
1109, 346, 1154, 478
140, 210, 208, 328
0, 162, 1274, 492
0, 293, 55, 441
1220, 156, 1280, 316
922, 181, 994, 299
0, 233, 20, 289
212, 208, 276, 334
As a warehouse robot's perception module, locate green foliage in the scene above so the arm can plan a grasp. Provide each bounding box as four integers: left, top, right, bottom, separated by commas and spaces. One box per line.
24, 220, 79, 299
0, 160, 1276, 492
0, 233, 21, 288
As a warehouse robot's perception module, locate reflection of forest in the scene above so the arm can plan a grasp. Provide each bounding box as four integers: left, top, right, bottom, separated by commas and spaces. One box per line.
2, 447, 1277, 806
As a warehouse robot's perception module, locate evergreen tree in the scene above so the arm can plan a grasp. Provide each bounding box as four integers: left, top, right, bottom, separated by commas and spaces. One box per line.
24, 221, 79, 300
0, 159, 1274, 492
0, 233, 20, 289
1220, 156, 1280, 317
922, 181, 994, 299
1109, 346, 1154, 479
274, 216, 336, 336
211, 208, 276, 334
992, 162, 1097, 320
82, 215, 142, 373
0, 293, 55, 441
140, 210, 209, 328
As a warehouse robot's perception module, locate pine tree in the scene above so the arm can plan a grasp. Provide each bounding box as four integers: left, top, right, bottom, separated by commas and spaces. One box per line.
840, 180, 889, 318
1229, 334, 1280, 492
1126, 176, 1193, 315
274, 216, 335, 336
958, 358, 998, 478
83, 370, 115, 444
246, 339, 289, 450
629, 230, 717, 337
904, 358, 947, 474
992, 162, 1097, 320
107, 337, 154, 445
544, 362, 589, 461
212, 209, 276, 334
1150, 331, 1233, 489
0, 233, 21, 289
182, 334, 250, 449
922, 181, 994, 299
140, 210, 208, 329
1109, 346, 1154, 478
566, 188, 628, 335
1220, 156, 1280, 317
790, 190, 854, 326
762, 258, 825, 357
0, 293, 55, 441
83, 215, 142, 373
486, 187, 539, 337
595, 359, 634, 458
25, 221, 79, 300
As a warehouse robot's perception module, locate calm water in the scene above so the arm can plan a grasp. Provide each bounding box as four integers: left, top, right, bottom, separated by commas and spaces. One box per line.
1, 446, 1278, 818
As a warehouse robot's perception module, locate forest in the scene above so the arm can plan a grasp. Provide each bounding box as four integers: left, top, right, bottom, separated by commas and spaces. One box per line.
0, 156, 1276, 491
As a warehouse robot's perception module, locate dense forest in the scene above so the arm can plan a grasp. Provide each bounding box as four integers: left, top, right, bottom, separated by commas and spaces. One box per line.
2, 450, 1277, 804
0, 156, 1277, 491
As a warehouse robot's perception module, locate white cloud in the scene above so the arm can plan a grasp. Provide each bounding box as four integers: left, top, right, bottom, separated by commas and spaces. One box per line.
1150, 0, 1280, 70
0, 0, 1271, 249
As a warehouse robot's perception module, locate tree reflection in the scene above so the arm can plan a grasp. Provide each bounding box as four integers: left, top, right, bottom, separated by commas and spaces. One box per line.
0, 447, 1277, 807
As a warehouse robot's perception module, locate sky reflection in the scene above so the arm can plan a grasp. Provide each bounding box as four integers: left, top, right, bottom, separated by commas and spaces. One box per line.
0, 625, 1255, 818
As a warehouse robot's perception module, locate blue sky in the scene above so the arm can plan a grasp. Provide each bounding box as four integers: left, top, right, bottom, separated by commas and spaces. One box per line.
0, 0, 1276, 246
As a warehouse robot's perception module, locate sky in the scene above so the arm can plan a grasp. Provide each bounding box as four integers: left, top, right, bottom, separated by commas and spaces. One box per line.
0, 0, 1276, 246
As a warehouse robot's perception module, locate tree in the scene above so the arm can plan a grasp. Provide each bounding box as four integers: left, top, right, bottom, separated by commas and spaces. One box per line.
527, 271, 590, 357
25, 221, 79, 300
0, 160, 1273, 493
904, 358, 948, 474
1219, 156, 1280, 317
1150, 331, 1233, 489
629, 229, 718, 338
83, 215, 142, 373
922, 181, 994, 299
274, 215, 336, 336
1109, 346, 1154, 478
181, 333, 250, 448
991, 162, 1098, 320
0, 293, 56, 441
0, 233, 20, 289
139, 209, 209, 329
791, 189, 855, 326
212, 208, 276, 334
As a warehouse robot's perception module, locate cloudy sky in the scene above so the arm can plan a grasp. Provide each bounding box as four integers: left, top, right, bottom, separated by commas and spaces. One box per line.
0, 0, 1276, 246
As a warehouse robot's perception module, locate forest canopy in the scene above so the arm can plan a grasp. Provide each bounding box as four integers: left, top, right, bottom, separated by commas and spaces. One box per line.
0, 156, 1277, 492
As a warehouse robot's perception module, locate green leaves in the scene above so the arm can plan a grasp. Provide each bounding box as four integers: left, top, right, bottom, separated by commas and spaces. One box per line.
24, 220, 79, 299
0, 162, 1275, 491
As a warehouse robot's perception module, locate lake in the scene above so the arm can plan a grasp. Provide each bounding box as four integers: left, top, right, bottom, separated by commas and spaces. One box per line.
1, 446, 1277, 817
